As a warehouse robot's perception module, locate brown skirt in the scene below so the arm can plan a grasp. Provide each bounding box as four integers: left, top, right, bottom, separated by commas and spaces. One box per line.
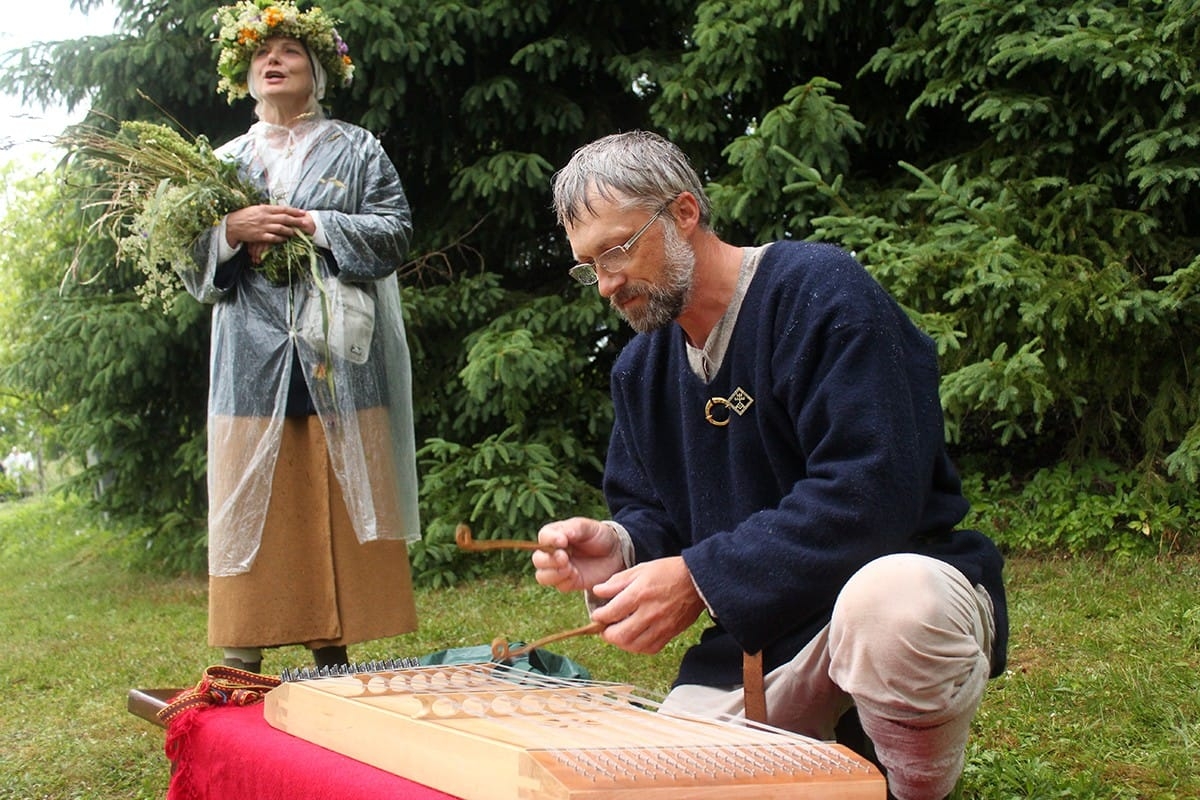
208, 412, 418, 649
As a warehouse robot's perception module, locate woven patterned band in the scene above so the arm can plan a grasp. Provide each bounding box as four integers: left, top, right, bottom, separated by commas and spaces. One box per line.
157, 665, 283, 725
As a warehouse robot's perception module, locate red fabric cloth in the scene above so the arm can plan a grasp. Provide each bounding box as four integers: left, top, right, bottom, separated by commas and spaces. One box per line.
165, 702, 458, 800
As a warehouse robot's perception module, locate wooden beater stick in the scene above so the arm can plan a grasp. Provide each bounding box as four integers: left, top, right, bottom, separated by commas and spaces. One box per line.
455, 523, 556, 553
491, 621, 605, 661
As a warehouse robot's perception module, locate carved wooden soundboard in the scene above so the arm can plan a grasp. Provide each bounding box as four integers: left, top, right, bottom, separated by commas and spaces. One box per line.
263, 662, 886, 799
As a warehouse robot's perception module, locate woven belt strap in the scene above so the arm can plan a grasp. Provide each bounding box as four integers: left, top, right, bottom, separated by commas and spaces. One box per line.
157, 665, 282, 725
742, 650, 767, 724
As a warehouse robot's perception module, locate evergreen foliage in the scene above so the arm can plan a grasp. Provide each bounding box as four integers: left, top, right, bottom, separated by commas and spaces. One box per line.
0, 168, 210, 568
1, 0, 1196, 580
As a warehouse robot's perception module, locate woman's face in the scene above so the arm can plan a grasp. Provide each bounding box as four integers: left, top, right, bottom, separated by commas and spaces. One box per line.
250, 36, 314, 102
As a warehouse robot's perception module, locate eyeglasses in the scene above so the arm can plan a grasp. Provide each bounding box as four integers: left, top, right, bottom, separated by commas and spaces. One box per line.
568, 204, 670, 285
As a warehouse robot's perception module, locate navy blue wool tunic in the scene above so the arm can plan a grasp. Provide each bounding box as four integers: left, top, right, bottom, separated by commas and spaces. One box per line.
604, 241, 1008, 688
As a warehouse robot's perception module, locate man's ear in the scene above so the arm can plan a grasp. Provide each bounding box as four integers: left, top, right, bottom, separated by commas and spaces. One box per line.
671, 191, 703, 233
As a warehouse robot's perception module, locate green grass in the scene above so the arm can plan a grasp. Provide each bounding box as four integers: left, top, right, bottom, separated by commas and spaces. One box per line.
1, 494, 1197, 799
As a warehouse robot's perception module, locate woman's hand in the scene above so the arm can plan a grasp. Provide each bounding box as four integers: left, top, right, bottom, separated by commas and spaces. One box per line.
225, 204, 316, 263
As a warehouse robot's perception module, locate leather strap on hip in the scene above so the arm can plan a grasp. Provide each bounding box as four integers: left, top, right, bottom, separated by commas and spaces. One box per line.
742, 650, 767, 724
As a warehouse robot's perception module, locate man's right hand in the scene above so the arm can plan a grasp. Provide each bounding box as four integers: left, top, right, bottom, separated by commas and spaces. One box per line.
532, 517, 625, 593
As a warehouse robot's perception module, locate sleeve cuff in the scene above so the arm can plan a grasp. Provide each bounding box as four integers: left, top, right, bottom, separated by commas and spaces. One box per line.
216, 217, 242, 263
310, 211, 329, 249
601, 520, 636, 569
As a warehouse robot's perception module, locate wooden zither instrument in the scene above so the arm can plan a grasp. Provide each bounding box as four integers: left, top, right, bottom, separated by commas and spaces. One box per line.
263, 661, 886, 799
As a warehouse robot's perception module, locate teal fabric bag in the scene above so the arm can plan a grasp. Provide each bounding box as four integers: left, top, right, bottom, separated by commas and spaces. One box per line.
418, 644, 591, 680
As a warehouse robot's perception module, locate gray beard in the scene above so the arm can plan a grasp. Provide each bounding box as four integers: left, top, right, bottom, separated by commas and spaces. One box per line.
614, 223, 695, 333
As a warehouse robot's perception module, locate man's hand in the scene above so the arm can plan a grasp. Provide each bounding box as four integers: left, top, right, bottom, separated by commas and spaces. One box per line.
533, 518, 705, 655
588, 557, 705, 655
532, 517, 625, 593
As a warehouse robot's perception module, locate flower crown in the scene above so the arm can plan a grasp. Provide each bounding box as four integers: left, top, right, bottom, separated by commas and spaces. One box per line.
213, 0, 354, 102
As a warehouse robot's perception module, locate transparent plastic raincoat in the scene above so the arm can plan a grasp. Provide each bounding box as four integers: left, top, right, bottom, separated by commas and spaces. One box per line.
180, 118, 421, 577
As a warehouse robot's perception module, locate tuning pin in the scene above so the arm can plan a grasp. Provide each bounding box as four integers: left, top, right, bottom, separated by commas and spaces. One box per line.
278, 657, 422, 682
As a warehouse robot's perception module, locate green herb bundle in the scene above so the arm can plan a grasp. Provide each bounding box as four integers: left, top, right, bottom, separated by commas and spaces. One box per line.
63, 120, 314, 308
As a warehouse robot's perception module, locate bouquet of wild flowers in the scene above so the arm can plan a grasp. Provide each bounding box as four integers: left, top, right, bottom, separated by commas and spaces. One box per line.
62, 119, 317, 309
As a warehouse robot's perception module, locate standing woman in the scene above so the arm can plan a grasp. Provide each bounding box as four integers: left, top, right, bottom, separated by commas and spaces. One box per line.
178, 0, 421, 673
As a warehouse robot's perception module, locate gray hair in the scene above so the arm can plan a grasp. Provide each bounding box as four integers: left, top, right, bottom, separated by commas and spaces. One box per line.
552, 131, 711, 228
